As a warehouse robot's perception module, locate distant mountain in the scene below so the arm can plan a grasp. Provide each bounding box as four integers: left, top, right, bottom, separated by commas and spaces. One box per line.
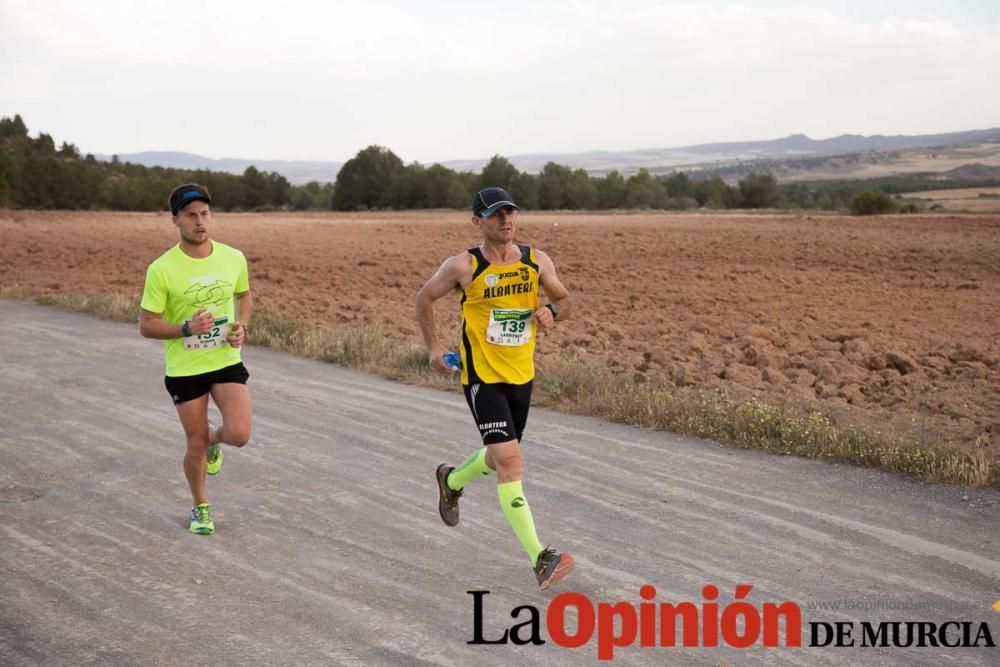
102, 127, 1000, 184
674, 127, 1000, 156
441, 127, 1000, 175
943, 163, 1000, 179
94, 151, 343, 185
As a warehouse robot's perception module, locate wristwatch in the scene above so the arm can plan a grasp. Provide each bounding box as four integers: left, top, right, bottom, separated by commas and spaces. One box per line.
545, 302, 560, 320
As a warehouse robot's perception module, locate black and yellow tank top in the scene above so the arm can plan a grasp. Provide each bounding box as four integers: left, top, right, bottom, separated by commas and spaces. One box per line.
459, 244, 540, 385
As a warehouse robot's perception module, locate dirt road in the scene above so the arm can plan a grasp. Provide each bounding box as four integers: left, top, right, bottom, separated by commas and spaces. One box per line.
2, 301, 998, 665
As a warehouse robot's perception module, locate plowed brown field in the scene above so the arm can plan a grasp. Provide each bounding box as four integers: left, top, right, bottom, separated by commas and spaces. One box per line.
2, 209, 998, 451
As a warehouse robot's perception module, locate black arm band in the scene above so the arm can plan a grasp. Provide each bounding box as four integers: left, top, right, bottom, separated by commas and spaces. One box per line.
181, 321, 192, 337
545, 303, 560, 320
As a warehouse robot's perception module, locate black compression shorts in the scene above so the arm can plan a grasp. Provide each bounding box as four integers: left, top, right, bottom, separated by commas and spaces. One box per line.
164, 362, 250, 405
462, 381, 533, 445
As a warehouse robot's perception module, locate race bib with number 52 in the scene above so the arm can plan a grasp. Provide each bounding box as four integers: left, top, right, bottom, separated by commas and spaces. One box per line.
183, 317, 230, 350
486, 309, 533, 346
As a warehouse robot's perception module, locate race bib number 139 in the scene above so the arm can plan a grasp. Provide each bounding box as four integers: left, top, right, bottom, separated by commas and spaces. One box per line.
183, 317, 230, 350
486, 309, 532, 346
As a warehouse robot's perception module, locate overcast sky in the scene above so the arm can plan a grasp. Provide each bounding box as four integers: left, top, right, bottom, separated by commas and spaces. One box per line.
2, 0, 998, 164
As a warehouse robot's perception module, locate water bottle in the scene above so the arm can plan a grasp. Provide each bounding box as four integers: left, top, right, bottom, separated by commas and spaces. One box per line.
443, 351, 462, 370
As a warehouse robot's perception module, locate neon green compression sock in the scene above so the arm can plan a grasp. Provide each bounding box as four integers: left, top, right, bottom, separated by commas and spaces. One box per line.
498, 480, 545, 565
447, 447, 493, 491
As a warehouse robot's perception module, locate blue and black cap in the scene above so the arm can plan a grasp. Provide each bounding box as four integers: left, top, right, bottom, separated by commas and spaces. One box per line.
472, 186, 518, 218
169, 183, 212, 216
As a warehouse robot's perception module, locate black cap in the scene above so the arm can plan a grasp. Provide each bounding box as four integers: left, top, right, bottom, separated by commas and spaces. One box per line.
169, 183, 212, 215
472, 186, 518, 218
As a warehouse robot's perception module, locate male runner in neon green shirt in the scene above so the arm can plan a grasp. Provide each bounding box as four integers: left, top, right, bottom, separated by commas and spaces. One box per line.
140, 183, 253, 535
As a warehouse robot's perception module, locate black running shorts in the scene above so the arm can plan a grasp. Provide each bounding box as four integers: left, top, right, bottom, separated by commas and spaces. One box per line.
462, 381, 534, 445
164, 362, 250, 405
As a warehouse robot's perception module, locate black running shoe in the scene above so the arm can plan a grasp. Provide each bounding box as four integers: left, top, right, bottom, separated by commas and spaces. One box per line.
535, 547, 575, 590
436, 464, 462, 527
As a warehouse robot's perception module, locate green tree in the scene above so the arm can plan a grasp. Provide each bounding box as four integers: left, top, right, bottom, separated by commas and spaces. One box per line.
289, 180, 335, 210
424, 164, 469, 208
241, 166, 268, 209
694, 176, 738, 208
510, 172, 539, 209
477, 155, 520, 191
596, 170, 628, 209
567, 168, 598, 209
58, 142, 80, 159
738, 172, 779, 208
265, 170, 292, 208
201, 171, 244, 212
0, 114, 29, 138
34, 133, 57, 154
18, 155, 56, 208
663, 172, 694, 199
399, 162, 432, 208
332, 145, 405, 210
625, 169, 665, 208
291, 188, 314, 211
0, 171, 10, 207
849, 190, 896, 215
538, 162, 575, 209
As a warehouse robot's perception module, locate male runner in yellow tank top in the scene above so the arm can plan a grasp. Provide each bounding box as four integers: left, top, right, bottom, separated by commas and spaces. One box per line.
139, 184, 253, 536
416, 186, 574, 589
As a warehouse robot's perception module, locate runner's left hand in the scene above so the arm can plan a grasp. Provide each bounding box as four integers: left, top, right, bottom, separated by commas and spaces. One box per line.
535, 306, 555, 331
227, 321, 247, 348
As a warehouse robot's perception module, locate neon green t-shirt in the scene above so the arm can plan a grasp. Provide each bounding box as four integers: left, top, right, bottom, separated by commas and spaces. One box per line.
141, 241, 250, 377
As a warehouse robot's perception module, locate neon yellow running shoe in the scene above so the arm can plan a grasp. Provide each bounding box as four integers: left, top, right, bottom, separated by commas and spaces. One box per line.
206, 420, 223, 476
206, 444, 223, 476
189, 503, 214, 535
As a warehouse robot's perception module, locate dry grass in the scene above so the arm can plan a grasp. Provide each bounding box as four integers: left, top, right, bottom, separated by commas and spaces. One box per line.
35, 292, 140, 322
0, 284, 27, 299
598, 383, 991, 486
14, 290, 997, 488
250, 311, 430, 381
535, 358, 995, 487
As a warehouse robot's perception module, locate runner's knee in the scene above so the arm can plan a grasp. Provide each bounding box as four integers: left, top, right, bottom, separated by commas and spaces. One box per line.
226, 425, 251, 448
185, 434, 210, 455
489, 446, 522, 476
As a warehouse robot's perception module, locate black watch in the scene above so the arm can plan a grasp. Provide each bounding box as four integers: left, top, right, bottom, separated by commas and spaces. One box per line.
181, 321, 192, 337
545, 302, 560, 320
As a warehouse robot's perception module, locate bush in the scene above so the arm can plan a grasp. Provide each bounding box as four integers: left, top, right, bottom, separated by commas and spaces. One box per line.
850, 190, 897, 215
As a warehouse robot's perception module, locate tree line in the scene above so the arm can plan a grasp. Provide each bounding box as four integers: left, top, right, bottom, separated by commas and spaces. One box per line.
3, 114, 994, 215
329, 145, 843, 211
0, 115, 315, 211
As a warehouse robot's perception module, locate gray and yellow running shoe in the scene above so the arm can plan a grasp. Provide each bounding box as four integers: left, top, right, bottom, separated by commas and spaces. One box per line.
435, 464, 462, 526
534, 547, 575, 590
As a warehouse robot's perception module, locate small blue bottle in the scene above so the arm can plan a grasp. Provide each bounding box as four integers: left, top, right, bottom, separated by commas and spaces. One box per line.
443, 351, 462, 370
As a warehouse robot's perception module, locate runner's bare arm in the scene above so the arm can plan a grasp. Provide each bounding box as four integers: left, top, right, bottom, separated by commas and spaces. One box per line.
139, 308, 214, 340
535, 249, 571, 331
416, 254, 472, 373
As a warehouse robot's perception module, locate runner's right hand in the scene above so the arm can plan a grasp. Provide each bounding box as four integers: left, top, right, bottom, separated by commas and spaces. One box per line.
188, 308, 215, 335
429, 346, 451, 375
